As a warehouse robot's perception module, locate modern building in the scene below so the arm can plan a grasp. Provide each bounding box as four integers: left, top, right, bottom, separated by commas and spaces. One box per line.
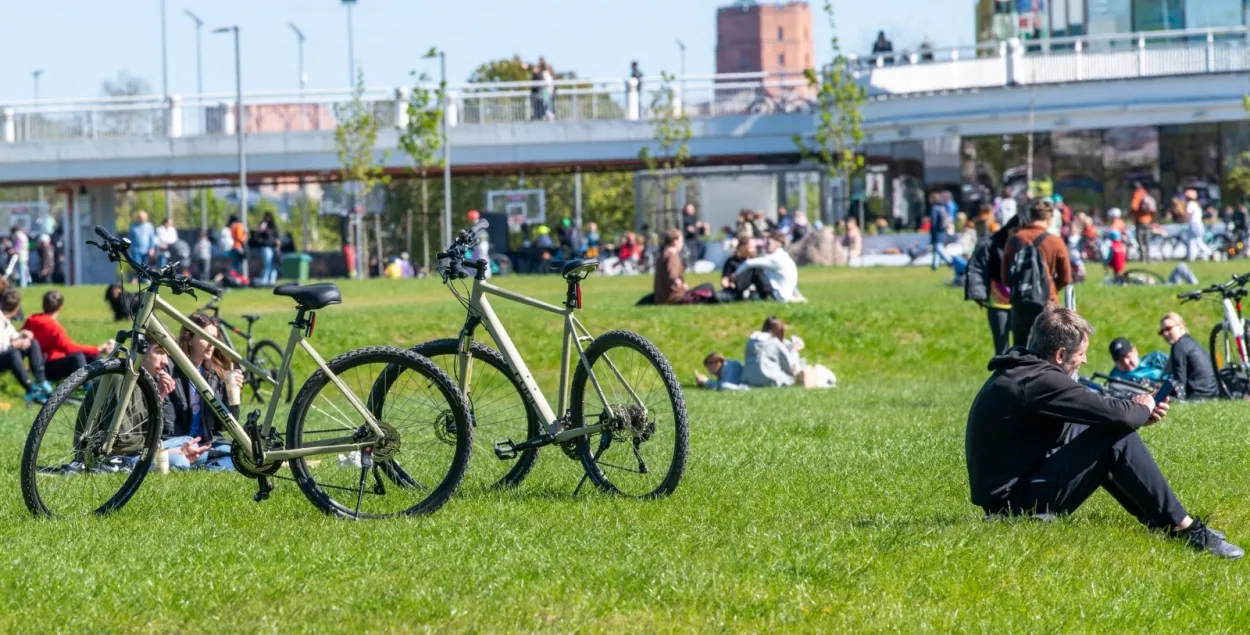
716, 1, 814, 75
975, 0, 1250, 43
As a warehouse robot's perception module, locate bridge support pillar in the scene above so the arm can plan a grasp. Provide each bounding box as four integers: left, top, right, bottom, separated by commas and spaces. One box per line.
0, 108, 13, 143
68, 185, 119, 285
445, 90, 458, 127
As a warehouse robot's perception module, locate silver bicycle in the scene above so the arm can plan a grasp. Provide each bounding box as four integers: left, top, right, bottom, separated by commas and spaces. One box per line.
20, 227, 473, 519
401, 221, 689, 497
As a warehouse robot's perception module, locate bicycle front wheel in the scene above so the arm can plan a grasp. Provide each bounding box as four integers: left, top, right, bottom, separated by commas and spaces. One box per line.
247, 339, 293, 404
570, 331, 689, 499
286, 347, 472, 519
21, 359, 162, 517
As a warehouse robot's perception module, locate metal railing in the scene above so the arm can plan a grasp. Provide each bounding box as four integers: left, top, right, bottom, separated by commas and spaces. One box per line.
3, 26, 1248, 145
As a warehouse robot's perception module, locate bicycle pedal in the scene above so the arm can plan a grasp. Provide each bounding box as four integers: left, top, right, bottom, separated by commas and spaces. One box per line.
493, 440, 518, 460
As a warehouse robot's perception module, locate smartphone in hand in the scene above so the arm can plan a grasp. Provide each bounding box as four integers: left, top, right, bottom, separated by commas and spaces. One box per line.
1153, 379, 1175, 403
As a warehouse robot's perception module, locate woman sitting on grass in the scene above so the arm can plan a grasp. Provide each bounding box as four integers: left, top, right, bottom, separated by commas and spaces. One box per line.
741, 316, 836, 389
155, 313, 243, 471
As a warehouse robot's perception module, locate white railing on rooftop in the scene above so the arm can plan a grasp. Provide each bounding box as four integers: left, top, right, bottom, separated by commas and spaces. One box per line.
3, 26, 1248, 145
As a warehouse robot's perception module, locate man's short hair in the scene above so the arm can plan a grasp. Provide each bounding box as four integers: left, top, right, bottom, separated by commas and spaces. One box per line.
703, 352, 725, 367
0, 290, 20, 314
768, 231, 787, 244
1028, 306, 1094, 360
42, 290, 64, 314
1028, 200, 1054, 223
663, 228, 682, 246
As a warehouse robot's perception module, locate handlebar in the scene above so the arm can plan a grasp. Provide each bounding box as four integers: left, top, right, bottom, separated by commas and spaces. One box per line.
437, 220, 490, 282
89, 225, 222, 299
1177, 271, 1250, 302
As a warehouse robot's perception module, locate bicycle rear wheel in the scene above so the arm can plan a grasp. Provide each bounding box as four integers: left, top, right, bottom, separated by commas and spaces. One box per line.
570, 331, 688, 499
20, 359, 162, 517
286, 346, 472, 518
406, 339, 541, 489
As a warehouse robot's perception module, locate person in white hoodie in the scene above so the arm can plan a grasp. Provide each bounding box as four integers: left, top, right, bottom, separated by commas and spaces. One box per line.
734, 232, 805, 302
0, 290, 50, 403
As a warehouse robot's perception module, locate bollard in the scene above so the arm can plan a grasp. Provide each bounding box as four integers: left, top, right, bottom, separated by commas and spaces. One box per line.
625, 77, 640, 121
0, 108, 13, 143
167, 95, 182, 138
394, 87, 409, 129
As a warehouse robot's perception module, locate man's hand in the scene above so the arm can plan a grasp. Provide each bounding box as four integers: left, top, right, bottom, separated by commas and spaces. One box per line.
156, 369, 175, 397
11, 334, 30, 351
98, 340, 116, 356
178, 437, 211, 464
695, 372, 709, 386
1132, 393, 1169, 425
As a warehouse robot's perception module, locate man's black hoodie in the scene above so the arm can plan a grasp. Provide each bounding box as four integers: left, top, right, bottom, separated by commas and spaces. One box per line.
966, 346, 1151, 509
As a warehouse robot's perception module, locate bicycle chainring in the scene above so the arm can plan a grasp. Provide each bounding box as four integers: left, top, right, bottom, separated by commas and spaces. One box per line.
232, 444, 282, 479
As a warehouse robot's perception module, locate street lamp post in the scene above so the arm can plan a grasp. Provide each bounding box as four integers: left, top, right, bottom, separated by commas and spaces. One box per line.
186, 10, 207, 235
160, 0, 173, 227
289, 22, 310, 252
342, 0, 357, 85
32, 69, 44, 204
215, 25, 249, 280
424, 49, 452, 248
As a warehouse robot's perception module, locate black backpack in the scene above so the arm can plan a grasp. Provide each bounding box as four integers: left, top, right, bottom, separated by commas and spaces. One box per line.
964, 235, 992, 304
1008, 233, 1052, 310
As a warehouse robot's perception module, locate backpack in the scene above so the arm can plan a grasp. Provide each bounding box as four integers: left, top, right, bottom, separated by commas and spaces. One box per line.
964, 235, 993, 304
1008, 233, 1052, 310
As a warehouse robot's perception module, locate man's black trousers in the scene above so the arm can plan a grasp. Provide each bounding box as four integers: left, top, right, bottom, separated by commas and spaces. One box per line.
989, 423, 1188, 529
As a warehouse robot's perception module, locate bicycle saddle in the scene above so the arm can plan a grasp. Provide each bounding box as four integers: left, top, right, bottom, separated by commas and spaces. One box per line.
550, 259, 599, 281
273, 283, 342, 310
241, 314, 262, 323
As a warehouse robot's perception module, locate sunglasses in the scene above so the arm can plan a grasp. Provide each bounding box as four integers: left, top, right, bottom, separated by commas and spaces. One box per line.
1159, 324, 1178, 335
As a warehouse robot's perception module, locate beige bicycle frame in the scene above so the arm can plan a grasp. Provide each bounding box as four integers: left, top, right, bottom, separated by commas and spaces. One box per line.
95, 287, 382, 464
462, 278, 646, 441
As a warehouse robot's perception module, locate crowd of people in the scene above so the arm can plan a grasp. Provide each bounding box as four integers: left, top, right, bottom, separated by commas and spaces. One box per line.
126, 210, 291, 287
0, 217, 64, 289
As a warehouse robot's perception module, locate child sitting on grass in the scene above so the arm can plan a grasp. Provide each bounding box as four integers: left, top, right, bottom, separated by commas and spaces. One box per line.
695, 353, 749, 391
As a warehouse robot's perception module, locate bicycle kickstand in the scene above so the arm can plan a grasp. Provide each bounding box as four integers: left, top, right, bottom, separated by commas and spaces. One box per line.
353, 449, 374, 519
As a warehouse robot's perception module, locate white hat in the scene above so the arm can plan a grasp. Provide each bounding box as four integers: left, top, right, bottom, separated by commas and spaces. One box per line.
1107, 208, 1122, 219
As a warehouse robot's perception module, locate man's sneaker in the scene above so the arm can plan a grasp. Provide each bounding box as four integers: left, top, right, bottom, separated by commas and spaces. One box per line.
35, 381, 53, 396
1173, 518, 1245, 559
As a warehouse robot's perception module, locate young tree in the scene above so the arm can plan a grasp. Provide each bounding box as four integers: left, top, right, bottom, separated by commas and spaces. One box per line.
794, 0, 867, 222
638, 71, 693, 231
397, 57, 446, 270
334, 69, 391, 277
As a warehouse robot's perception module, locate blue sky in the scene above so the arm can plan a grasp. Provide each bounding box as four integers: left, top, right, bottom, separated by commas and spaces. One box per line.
0, 0, 970, 101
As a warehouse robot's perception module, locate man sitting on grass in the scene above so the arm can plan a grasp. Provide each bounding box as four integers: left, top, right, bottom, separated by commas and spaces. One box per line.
1108, 336, 1168, 386
966, 306, 1242, 558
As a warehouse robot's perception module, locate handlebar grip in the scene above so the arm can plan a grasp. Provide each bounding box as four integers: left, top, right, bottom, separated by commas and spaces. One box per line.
188, 278, 222, 297
94, 226, 114, 241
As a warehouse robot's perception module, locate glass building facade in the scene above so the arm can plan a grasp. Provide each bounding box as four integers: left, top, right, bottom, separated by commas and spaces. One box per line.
975, 0, 1250, 43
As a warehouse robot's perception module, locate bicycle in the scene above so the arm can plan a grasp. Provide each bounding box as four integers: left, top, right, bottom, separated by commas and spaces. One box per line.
199, 293, 294, 405
1177, 271, 1250, 398
20, 226, 473, 519
397, 220, 689, 497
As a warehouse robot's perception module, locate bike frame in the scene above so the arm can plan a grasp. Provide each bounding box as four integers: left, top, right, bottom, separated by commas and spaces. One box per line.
94, 284, 383, 464
459, 277, 643, 443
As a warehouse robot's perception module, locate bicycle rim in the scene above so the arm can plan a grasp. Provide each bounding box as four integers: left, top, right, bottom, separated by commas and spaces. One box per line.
286, 347, 472, 518
21, 360, 161, 517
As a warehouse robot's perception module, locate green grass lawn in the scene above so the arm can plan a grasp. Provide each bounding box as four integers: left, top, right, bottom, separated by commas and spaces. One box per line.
5, 262, 1250, 632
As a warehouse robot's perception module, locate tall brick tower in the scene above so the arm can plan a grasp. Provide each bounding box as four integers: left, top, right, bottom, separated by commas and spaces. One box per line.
716, 1, 814, 76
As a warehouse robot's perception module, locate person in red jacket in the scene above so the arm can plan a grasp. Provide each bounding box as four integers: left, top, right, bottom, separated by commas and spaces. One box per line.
24, 290, 115, 381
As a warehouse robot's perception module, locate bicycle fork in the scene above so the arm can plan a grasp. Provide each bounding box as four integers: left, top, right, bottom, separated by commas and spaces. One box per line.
1222, 298, 1249, 368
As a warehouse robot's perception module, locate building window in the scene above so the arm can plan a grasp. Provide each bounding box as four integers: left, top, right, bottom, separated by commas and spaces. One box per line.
778, 27, 785, 41
779, 53, 786, 66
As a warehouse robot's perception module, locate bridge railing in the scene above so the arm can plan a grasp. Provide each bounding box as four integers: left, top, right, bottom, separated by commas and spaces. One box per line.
3, 26, 1249, 145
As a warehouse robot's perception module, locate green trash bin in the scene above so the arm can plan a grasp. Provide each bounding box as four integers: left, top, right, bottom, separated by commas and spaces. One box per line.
280, 253, 312, 282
